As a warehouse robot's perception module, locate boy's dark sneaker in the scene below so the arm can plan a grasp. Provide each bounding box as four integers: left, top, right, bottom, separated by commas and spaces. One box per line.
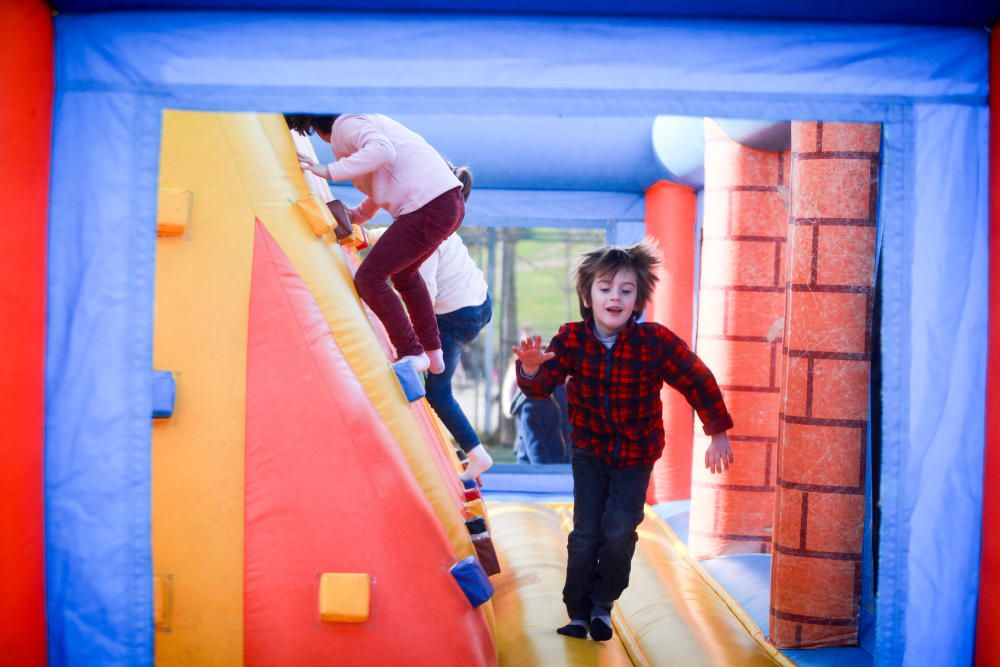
556, 622, 589, 639
589, 617, 613, 641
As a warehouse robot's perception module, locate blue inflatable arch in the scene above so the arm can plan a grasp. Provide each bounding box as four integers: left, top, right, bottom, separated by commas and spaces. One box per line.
46, 7, 989, 665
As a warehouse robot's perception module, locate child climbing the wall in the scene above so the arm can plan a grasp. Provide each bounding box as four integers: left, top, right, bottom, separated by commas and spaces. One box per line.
513, 238, 735, 642
285, 112, 465, 375
364, 220, 494, 481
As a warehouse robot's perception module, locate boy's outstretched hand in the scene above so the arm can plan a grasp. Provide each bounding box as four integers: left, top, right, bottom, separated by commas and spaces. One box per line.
705, 431, 734, 474
512, 335, 555, 375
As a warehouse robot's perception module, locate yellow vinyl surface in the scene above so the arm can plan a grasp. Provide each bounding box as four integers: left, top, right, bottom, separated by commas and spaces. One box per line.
490, 502, 791, 666
641, 509, 796, 667
613, 508, 782, 666
489, 503, 634, 666
153, 111, 254, 665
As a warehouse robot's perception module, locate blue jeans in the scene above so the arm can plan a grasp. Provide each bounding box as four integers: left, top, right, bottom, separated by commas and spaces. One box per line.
563, 446, 653, 621
514, 384, 571, 464
424, 294, 492, 452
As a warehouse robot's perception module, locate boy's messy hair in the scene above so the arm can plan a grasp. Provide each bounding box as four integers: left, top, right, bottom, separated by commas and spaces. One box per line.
571, 238, 662, 320
283, 113, 341, 136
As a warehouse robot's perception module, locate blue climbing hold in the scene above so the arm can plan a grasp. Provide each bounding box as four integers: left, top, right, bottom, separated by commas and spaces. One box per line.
450, 556, 493, 608
392, 359, 426, 403
152, 370, 176, 419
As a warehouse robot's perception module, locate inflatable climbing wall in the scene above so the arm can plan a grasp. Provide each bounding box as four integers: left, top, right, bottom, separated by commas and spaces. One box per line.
152, 110, 497, 665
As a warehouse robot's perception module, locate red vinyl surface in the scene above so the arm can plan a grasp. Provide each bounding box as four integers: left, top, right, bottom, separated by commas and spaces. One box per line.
243, 221, 494, 665
974, 22, 1000, 667
644, 181, 697, 503
0, 0, 51, 663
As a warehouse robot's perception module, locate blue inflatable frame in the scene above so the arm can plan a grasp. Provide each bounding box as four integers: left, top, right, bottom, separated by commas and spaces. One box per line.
46, 11, 989, 666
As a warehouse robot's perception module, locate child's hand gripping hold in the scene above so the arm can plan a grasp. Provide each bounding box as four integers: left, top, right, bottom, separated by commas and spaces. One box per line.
512, 335, 555, 376
296, 152, 331, 180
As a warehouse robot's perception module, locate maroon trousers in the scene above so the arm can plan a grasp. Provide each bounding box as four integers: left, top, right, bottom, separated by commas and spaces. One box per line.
355, 187, 465, 358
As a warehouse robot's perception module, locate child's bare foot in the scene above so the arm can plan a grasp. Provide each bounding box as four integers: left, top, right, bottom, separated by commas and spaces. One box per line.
460, 444, 493, 481
397, 352, 430, 373
427, 348, 445, 374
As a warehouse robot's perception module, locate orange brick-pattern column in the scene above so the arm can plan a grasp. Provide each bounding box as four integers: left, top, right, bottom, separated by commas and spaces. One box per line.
769, 121, 880, 648
688, 120, 789, 559
644, 181, 697, 503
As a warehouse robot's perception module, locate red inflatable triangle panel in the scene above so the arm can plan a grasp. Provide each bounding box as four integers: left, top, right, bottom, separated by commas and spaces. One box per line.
243, 220, 494, 665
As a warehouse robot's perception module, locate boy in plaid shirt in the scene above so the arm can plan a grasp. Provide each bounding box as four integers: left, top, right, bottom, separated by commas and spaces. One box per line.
514, 238, 734, 642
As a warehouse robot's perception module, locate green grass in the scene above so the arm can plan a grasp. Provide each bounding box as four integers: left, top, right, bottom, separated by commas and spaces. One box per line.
489, 445, 519, 464
514, 238, 584, 337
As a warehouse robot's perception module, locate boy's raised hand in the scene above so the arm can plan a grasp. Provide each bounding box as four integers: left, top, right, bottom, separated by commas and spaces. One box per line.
512, 335, 554, 375
705, 431, 735, 474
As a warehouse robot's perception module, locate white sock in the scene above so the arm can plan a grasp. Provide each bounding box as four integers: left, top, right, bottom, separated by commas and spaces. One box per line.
460, 444, 493, 480
397, 352, 430, 373
427, 348, 445, 374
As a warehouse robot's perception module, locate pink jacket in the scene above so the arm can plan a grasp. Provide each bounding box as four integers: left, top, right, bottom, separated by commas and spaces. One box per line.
326, 114, 461, 223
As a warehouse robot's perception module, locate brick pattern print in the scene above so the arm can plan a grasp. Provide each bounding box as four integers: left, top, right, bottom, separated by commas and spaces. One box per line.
688, 120, 790, 559
769, 121, 880, 649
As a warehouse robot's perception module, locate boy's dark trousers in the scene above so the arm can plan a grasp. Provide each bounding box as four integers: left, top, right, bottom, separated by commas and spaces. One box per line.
563, 446, 654, 621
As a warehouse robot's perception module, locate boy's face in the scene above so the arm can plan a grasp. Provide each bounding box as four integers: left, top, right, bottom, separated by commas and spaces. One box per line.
586, 268, 638, 337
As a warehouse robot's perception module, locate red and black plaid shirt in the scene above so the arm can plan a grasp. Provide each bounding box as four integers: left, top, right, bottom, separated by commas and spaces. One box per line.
517, 317, 733, 467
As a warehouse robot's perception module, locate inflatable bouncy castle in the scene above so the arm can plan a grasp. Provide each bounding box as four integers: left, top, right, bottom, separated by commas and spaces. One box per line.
2, 1, 999, 665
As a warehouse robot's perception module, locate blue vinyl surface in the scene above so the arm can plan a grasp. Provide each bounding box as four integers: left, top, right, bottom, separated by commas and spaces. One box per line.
49, 0, 1000, 28
46, 10, 988, 665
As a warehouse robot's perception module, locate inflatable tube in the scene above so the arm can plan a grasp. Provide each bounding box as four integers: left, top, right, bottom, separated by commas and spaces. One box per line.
0, 0, 50, 663
688, 121, 788, 559
615, 508, 782, 665
651, 117, 790, 190
312, 113, 665, 193
770, 122, 879, 648
644, 181, 697, 504
488, 503, 633, 665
